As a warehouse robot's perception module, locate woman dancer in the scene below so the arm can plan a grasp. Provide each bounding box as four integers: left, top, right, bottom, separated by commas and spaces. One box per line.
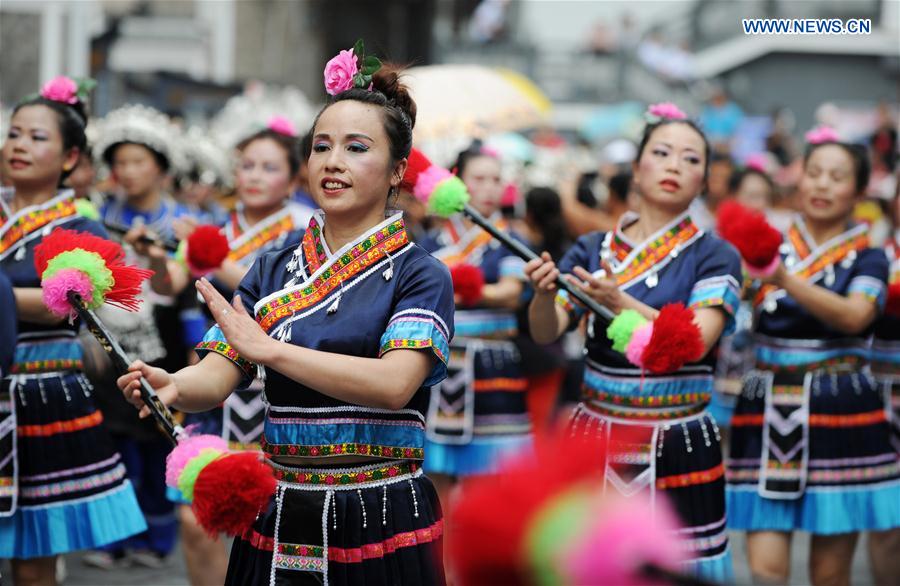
525, 103, 742, 582
727, 129, 900, 585
119, 49, 453, 585
161, 117, 312, 586
420, 143, 530, 486
0, 77, 145, 585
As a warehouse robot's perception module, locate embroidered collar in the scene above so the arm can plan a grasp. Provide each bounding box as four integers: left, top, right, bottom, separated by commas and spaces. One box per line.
0, 190, 79, 260
604, 210, 702, 289
226, 203, 299, 264
255, 211, 409, 333
755, 216, 869, 308
433, 212, 506, 267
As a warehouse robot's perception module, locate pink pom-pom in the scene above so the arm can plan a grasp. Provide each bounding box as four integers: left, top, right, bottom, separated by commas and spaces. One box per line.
625, 322, 653, 368
805, 125, 840, 145
41, 269, 94, 318
564, 495, 685, 586
647, 102, 687, 121
267, 115, 298, 138
745, 253, 781, 279
165, 434, 229, 488
413, 165, 453, 202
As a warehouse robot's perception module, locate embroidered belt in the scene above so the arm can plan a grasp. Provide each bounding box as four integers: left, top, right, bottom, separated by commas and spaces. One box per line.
269, 459, 420, 488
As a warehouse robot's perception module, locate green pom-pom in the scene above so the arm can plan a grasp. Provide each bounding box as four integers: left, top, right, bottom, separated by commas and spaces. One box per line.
177, 448, 225, 501
41, 250, 113, 309
524, 489, 596, 586
428, 176, 469, 218
74, 198, 100, 220
607, 309, 648, 353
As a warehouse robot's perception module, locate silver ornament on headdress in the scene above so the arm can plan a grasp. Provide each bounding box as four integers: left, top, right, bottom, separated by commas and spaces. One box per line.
180, 126, 234, 189
209, 82, 314, 149
91, 104, 187, 175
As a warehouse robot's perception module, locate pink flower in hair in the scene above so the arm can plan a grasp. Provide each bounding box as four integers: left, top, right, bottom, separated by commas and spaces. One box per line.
805, 125, 840, 145
40, 76, 79, 105
745, 153, 768, 174
324, 49, 359, 96
479, 146, 501, 158
267, 115, 298, 137
647, 102, 687, 121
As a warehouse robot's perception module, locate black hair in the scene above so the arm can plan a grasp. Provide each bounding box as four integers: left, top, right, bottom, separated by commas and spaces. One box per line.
576, 171, 599, 208
525, 186, 569, 260
312, 66, 417, 165
453, 140, 499, 180
803, 142, 871, 193
636, 119, 712, 181
12, 96, 88, 184
103, 142, 170, 174
728, 168, 774, 195
236, 129, 301, 177
299, 130, 313, 163
608, 171, 632, 204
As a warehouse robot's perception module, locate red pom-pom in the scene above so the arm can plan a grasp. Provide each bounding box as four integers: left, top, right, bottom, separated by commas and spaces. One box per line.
449, 434, 609, 585
886, 282, 900, 317
34, 228, 153, 312
716, 200, 782, 269
450, 264, 485, 306
641, 303, 704, 374
401, 148, 433, 193
186, 225, 230, 273
192, 452, 276, 537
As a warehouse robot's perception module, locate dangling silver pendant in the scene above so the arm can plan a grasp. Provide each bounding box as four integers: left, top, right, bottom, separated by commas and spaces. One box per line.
824, 265, 835, 287
587, 315, 595, 339
784, 255, 796, 269
764, 296, 778, 313
645, 272, 658, 288
670, 244, 680, 258
382, 266, 393, 281
779, 242, 791, 255
327, 294, 341, 314
840, 250, 856, 269
14, 246, 26, 261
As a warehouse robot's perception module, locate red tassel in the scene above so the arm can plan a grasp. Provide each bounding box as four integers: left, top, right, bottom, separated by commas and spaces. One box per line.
886, 282, 900, 317
641, 303, 704, 374
450, 263, 485, 306
716, 200, 782, 269
401, 148, 433, 193
192, 452, 277, 537
186, 225, 230, 273
34, 228, 152, 311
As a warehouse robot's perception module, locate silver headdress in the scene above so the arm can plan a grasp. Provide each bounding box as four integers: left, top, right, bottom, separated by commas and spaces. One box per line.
91, 104, 187, 175
209, 81, 315, 148
180, 126, 234, 189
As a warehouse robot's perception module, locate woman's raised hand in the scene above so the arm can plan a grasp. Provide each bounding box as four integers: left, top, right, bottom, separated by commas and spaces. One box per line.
524, 251, 560, 297
195, 277, 277, 365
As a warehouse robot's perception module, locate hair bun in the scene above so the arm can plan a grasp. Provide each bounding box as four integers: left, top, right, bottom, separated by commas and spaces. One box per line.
371, 65, 417, 129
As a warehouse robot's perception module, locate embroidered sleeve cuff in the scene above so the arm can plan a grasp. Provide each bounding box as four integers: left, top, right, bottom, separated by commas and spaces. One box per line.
499, 256, 527, 280
194, 325, 256, 381
848, 276, 886, 311
555, 289, 586, 323
379, 309, 451, 387
688, 275, 742, 335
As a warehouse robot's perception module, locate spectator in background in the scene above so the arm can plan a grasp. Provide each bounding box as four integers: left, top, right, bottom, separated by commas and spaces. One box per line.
468, 0, 510, 44
690, 152, 733, 231
766, 107, 798, 167
700, 86, 745, 147
560, 170, 632, 237
64, 144, 98, 203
